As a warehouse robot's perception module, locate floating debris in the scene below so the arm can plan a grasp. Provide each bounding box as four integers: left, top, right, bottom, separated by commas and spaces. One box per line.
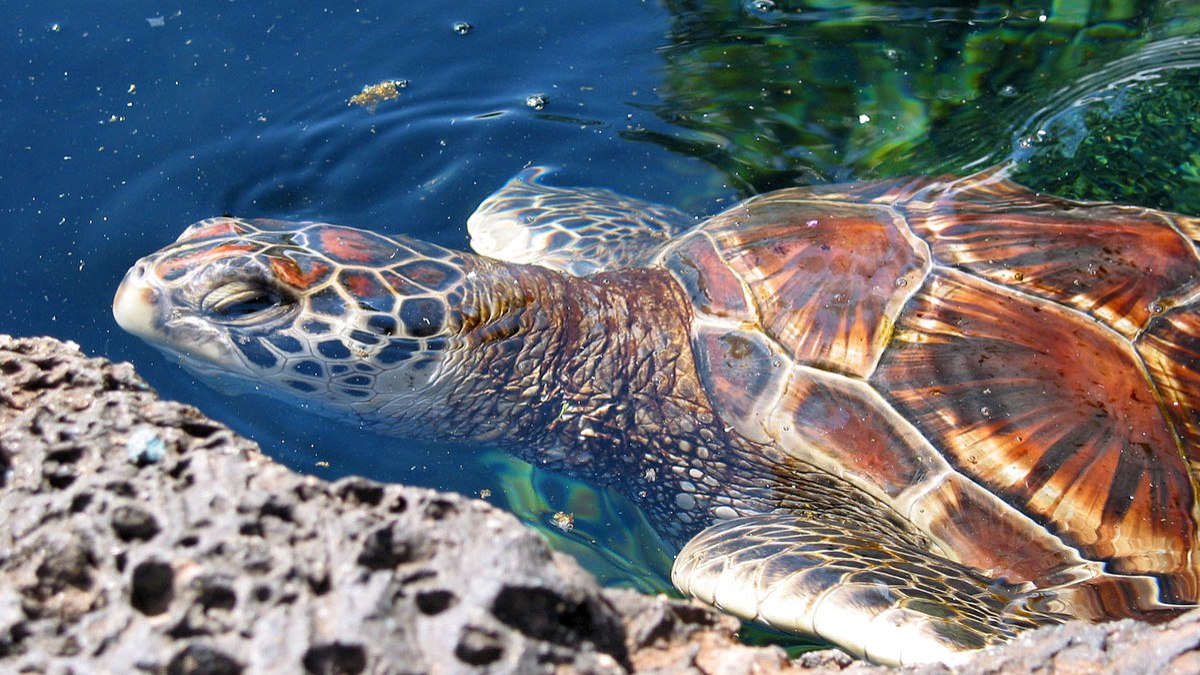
525, 93, 549, 110
551, 511, 574, 532
315, 460, 331, 468
452, 21, 472, 36
746, 0, 777, 17
349, 79, 409, 113
479, 488, 492, 498
126, 426, 165, 465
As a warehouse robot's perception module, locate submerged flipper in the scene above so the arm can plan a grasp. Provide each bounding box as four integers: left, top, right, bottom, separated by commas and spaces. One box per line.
467, 166, 694, 275
672, 514, 1065, 666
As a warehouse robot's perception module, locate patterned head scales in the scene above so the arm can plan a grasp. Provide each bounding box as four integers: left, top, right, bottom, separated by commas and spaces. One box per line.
113, 217, 468, 428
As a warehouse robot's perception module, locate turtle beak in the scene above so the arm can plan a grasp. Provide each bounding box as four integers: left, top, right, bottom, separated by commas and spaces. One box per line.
114, 260, 239, 367
113, 262, 162, 340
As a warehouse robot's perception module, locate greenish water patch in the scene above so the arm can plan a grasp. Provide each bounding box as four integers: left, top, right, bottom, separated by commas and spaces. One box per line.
1009, 38, 1200, 214
642, 1, 1200, 195
477, 450, 676, 593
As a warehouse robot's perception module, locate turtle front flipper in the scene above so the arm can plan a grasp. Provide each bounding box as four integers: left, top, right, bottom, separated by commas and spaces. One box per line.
672, 514, 1065, 666
467, 166, 694, 275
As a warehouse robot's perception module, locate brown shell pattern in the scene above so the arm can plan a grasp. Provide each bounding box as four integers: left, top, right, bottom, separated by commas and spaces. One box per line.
663, 175, 1200, 614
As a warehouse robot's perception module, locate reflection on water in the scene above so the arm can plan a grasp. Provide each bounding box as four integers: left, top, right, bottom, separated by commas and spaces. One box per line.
1010, 36, 1200, 213
643, 0, 1200, 192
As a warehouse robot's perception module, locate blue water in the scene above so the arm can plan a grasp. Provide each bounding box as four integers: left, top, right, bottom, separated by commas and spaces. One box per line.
2, 0, 714, 592
4, 0, 1199, 606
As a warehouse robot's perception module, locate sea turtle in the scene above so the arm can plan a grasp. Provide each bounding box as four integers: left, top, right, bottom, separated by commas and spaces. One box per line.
114, 167, 1200, 665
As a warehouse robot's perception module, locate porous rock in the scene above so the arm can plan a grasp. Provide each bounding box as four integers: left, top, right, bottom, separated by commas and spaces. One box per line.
0, 335, 795, 674
2, 333, 1200, 674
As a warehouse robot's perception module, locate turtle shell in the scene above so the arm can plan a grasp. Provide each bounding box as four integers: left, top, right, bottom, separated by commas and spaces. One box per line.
656, 174, 1200, 614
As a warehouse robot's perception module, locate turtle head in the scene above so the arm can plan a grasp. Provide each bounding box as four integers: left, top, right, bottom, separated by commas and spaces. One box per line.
114, 217, 471, 431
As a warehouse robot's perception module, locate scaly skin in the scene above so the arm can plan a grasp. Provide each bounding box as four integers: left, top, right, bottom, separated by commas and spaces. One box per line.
444, 255, 761, 545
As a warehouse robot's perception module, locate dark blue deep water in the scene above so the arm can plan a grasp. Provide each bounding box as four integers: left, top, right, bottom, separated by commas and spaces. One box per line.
4, 0, 1200, 618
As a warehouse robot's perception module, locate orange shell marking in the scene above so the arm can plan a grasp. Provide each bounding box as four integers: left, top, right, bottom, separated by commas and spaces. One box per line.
318, 227, 390, 263
338, 269, 389, 300
875, 269, 1197, 599
1138, 310, 1200, 473
268, 255, 332, 290
902, 179, 1200, 338
701, 193, 927, 377
156, 242, 257, 280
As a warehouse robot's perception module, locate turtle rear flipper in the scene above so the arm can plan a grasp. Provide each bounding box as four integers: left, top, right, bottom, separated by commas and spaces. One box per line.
467, 166, 694, 275
672, 514, 1064, 666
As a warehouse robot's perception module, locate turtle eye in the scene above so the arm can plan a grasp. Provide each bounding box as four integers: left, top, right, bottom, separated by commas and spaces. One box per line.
202, 281, 293, 321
